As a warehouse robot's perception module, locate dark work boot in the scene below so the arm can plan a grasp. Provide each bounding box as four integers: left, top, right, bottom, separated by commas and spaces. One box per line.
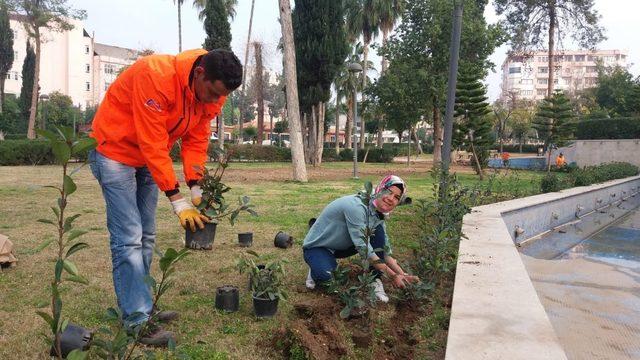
152, 307, 179, 323
139, 323, 175, 347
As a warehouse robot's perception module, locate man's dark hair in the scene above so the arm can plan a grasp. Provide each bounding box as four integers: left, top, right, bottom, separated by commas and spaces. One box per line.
201, 49, 243, 90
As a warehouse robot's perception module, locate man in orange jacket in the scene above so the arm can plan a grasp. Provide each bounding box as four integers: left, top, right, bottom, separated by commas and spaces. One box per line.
89, 49, 242, 346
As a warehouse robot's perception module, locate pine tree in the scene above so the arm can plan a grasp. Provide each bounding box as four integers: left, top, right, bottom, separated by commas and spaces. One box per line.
202, 0, 232, 50
533, 91, 574, 171
454, 66, 492, 176
20, 41, 35, 120
0, 3, 14, 113
292, 0, 349, 165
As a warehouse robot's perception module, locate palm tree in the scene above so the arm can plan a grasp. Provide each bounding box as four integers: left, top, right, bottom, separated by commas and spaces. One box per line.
375, 0, 404, 147
174, 0, 184, 52
344, 0, 380, 148
193, 0, 238, 21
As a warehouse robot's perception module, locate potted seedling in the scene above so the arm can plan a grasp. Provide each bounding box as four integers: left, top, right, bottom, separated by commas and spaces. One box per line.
237, 251, 287, 318
34, 127, 97, 359
186, 149, 257, 250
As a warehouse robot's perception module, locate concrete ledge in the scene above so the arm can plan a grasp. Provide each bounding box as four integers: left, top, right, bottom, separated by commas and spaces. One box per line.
445, 176, 640, 360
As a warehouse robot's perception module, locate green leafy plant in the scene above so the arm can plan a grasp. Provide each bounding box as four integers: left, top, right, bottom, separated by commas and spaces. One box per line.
195, 148, 257, 225
92, 247, 189, 359
237, 250, 288, 301
34, 126, 97, 359
540, 172, 561, 193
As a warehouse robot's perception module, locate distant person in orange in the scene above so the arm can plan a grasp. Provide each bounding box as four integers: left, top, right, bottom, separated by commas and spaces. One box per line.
556, 153, 566, 168
501, 151, 510, 168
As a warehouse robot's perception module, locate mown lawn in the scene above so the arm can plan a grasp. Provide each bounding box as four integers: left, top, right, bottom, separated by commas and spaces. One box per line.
0, 161, 545, 359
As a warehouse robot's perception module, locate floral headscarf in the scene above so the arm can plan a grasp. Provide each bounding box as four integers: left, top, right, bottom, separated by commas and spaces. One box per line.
372, 174, 407, 216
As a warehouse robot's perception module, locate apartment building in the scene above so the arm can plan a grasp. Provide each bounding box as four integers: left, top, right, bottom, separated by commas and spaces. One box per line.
499, 49, 628, 103
5, 14, 139, 109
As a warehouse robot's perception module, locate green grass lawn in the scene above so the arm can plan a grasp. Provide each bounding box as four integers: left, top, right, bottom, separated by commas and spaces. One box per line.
0, 161, 545, 359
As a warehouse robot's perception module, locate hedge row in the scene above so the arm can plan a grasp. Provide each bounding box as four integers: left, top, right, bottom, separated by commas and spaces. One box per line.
575, 118, 640, 140
541, 162, 639, 192
0, 139, 88, 165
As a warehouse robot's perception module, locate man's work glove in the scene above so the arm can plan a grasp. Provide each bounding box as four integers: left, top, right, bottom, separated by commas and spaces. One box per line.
190, 185, 203, 207
170, 197, 209, 232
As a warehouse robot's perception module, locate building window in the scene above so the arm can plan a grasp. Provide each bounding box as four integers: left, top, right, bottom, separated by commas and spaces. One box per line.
104, 82, 110, 91
509, 67, 521, 74
538, 67, 548, 73
105, 64, 116, 75
537, 56, 548, 62
85, 64, 90, 73
587, 55, 599, 61
5, 73, 10, 80
521, 90, 533, 96
575, 55, 585, 62
538, 78, 548, 85
537, 89, 547, 96
85, 45, 90, 54
85, 82, 90, 91
585, 78, 597, 85
603, 56, 615, 62
621, 54, 627, 60
14, 72, 18, 80
586, 66, 598, 73
521, 79, 533, 85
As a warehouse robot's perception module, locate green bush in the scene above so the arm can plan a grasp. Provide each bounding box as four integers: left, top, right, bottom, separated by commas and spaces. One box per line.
225, 144, 291, 162
0, 140, 56, 165
570, 162, 639, 186
336, 147, 394, 163
540, 173, 561, 193
575, 118, 640, 140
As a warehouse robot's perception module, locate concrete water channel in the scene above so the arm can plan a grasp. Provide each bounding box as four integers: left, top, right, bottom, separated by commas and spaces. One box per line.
521, 200, 640, 359
446, 176, 640, 360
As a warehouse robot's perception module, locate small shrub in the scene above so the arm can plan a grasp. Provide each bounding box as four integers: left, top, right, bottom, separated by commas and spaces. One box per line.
540, 173, 561, 193
0, 139, 56, 165
570, 162, 639, 186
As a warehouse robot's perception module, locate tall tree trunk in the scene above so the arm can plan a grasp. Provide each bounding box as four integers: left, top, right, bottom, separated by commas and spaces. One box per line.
217, 116, 224, 149
269, 113, 274, 144
335, 90, 340, 154
278, 0, 307, 181
432, 101, 442, 166
359, 43, 368, 149
177, 1, 182, 52
345, 96, 352, 150
407, 128, 411, 166
254, 42, 264, 144
27, 30, 40, 139
315, 102, 324, 165
0, 78, 5, 113
470, 141, 484, 180
547, 2, 556, 98
239, 0, 256, 143
308, 109, 317, 165
412, 127, 422, 154
376, 28, 390, 148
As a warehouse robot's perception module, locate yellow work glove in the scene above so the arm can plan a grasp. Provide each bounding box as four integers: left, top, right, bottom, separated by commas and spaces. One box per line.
170, 197, 209, 232
190, 185, 203, 207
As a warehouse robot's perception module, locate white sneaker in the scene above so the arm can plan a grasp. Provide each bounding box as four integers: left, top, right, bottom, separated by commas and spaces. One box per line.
373, 278, 389, 303
305, 269, 316, 290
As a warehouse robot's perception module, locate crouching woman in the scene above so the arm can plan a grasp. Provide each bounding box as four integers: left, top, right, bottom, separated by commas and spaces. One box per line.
302, 175, 419, 302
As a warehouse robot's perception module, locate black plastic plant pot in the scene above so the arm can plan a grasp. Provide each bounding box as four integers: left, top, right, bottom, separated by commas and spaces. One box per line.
185, 222, 217, 250
274, 231, 293, 249
215, 285, 240, 313
238, 232, 253, 247
252, 295, 279, 318
49, 323, 93, 358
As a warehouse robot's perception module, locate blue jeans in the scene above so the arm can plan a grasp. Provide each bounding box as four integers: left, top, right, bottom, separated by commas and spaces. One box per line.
303, 224, 386, 283
89, 150, 158, 326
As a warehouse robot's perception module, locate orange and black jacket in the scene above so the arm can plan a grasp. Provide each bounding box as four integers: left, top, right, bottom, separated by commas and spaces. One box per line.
91, 49, 226, 195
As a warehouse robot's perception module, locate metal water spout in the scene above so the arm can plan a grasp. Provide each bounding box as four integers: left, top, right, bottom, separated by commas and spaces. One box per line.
575, 205, 584, 218
515, 225, 525, 238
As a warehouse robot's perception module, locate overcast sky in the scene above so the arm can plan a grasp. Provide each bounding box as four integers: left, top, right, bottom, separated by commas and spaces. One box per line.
69, 0, 639, 101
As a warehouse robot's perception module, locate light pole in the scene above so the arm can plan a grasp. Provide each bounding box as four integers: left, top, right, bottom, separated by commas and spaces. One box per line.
348, 62, 363, 179
39, 94, 50, 131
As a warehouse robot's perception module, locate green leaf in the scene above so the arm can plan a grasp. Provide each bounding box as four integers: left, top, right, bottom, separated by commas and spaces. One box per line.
339, 306, 351, 319
43, 185, 62, 192
55, 260, 64, 282
60, 318, 69, 332
51, 140, 71, 164
34, 238, 55, 253
246, 250, 259, 258
57, 126, 74, 142
71, 137, 97, 155
50, 206, 60, 219
63, 175, 77, 195
65, 242, 89, 258
105, 307, 120, 321
37, 219, 56, 225
67, 230, 88, 243
143, 275, 157, 290
159, 248, 179, 272
63, 214, 82, 232
66, 349, 88, 360
63, 260, 79, 276
36, 311, 54, 328
36, 129, 59, 142
35, 300, 49, 308
65, 275, 89, 285
69, 162, 89, 176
